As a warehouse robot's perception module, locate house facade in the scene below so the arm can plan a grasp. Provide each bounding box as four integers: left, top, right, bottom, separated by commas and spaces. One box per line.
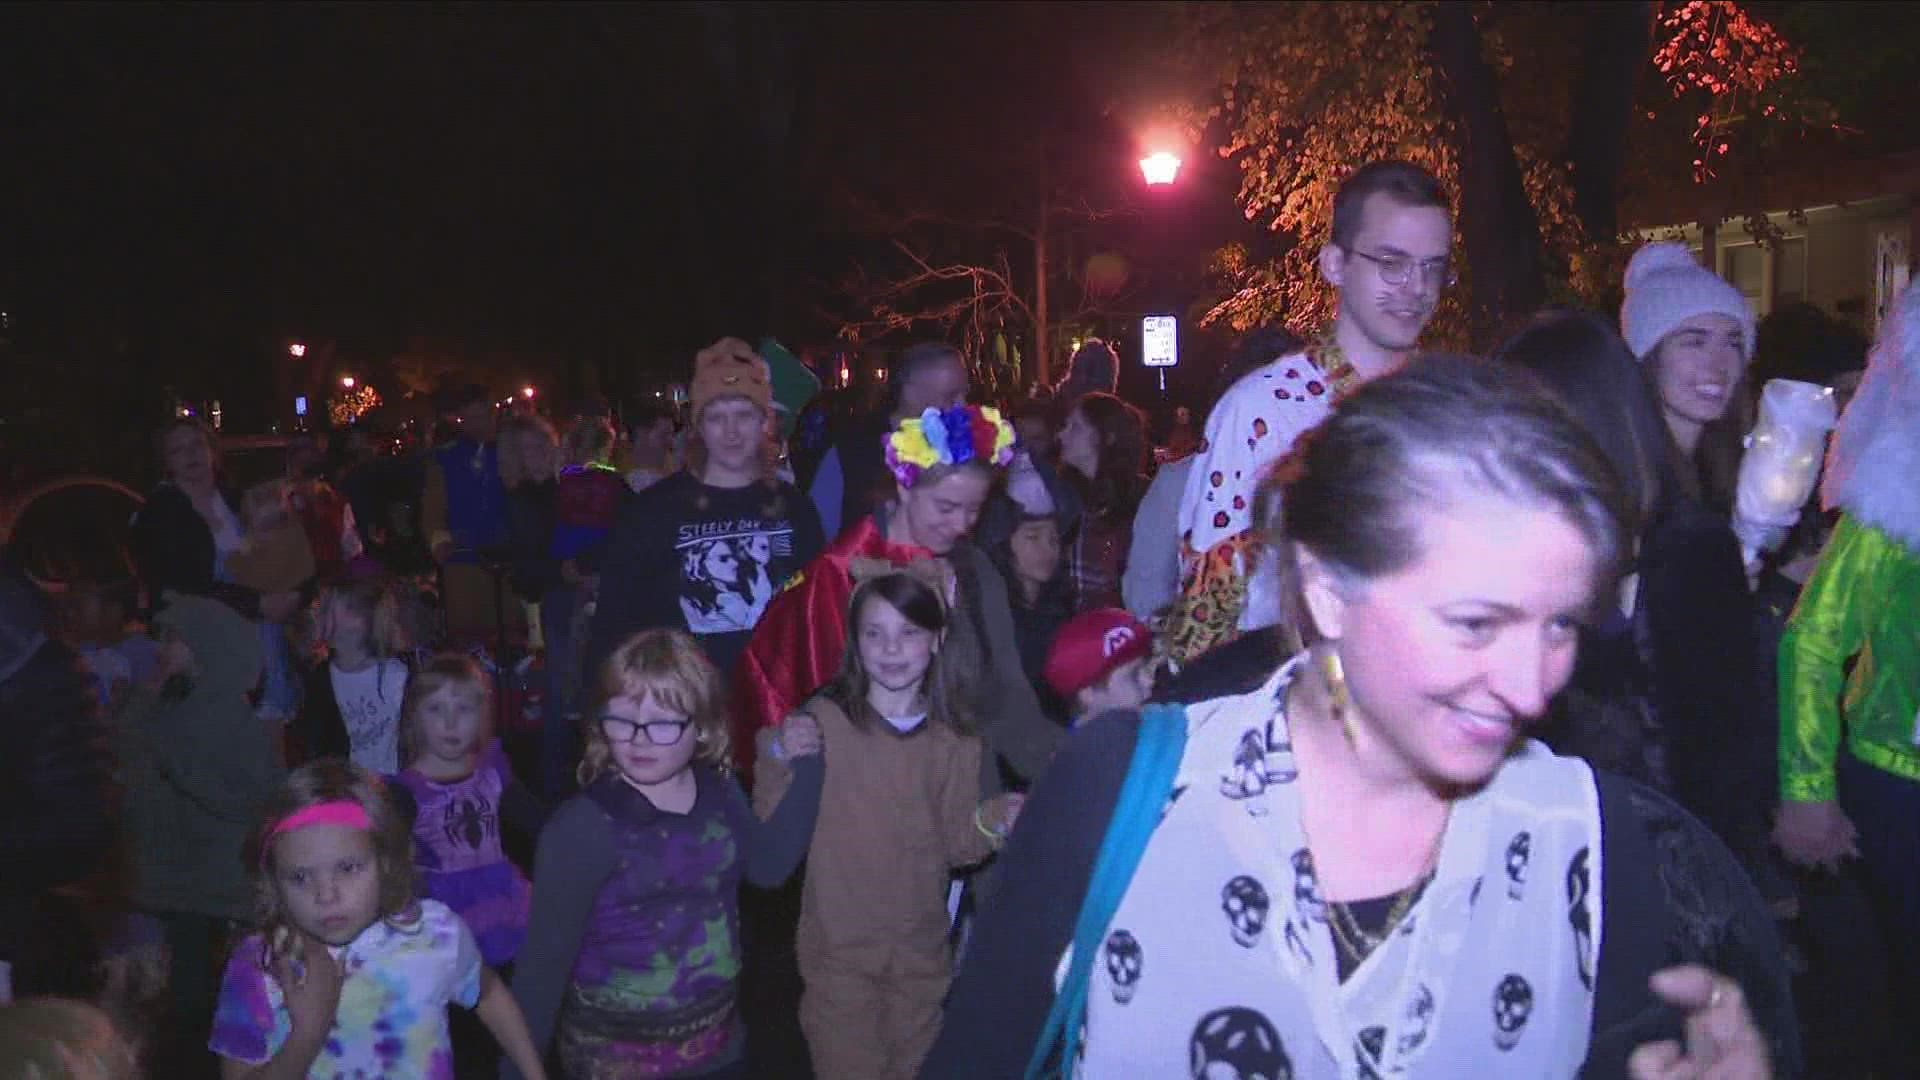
1630, 149, 1920, 335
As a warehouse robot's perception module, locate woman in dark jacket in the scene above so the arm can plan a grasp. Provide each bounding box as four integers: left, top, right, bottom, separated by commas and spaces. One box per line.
498, 413, 575, 797
130, 419, 300, 624
1497, 311, 1780, 895
1056, 392, 1149, 613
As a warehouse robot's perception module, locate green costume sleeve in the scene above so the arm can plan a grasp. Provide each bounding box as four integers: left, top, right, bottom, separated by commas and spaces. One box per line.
1779, 516, 1894, 802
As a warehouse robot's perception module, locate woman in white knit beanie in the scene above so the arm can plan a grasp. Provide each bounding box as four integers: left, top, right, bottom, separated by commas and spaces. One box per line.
1619, 242, 1757, 474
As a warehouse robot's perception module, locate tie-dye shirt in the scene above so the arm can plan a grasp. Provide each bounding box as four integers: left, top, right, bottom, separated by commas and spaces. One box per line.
209, 899, 482, 1079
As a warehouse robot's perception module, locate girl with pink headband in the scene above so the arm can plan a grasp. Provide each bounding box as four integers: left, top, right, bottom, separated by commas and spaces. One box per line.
209, 759, 548, 1079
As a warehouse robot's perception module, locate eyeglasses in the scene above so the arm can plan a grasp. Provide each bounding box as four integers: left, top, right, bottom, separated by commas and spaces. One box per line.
1343, 248, 1457, 289
598, 714, 691, 746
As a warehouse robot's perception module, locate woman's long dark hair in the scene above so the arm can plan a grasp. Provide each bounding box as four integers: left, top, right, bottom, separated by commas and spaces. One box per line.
1493, 309, 1682, 530
819, 571, 973, 735
1064, 392, 1149, 520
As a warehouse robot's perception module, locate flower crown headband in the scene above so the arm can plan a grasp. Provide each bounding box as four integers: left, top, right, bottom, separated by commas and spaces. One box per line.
884, 405, 1016, 489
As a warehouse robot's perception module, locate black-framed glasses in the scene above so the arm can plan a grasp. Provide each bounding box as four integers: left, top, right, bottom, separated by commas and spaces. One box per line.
1343, 247, 1457, 288
598, 714, 691, 746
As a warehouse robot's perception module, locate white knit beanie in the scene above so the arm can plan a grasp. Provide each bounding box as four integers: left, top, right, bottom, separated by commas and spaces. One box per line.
1619, 241, 1755, 362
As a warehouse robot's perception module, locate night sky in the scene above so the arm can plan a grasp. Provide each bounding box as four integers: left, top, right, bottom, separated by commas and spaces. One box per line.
0, 4, 1217, 387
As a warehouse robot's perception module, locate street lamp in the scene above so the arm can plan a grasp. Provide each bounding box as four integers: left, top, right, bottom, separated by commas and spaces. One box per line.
522, 386, 536, 400
341, 375, 356, 389
288, 342, 307, 358
1139, 151, 1182, 186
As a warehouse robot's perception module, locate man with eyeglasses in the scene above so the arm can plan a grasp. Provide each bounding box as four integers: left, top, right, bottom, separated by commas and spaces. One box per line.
1165, 160, 1454, 664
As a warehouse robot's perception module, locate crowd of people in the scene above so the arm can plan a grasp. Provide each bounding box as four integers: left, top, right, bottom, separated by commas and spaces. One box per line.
0, 156, 1912, 1079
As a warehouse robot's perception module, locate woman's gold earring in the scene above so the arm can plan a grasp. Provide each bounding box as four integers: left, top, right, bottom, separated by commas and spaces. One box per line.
1323, 649, 1358, 748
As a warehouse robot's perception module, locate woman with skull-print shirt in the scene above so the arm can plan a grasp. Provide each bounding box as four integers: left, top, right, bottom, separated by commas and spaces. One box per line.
926, 358, 1798, 1078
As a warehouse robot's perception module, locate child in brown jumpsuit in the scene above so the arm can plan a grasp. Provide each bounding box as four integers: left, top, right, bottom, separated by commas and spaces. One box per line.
754, 565, 1023, 1080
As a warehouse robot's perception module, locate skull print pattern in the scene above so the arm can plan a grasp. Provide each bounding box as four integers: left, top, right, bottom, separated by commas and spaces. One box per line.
1491, 974, 1534, 1052
1072, 662, 1605, 1078
1222, 875, 1271, 948
1566, 848, 1594, 991
1504, 831, 1531, 901
1189, 1006, 1292, 1080
1105, 929, 1144, 1005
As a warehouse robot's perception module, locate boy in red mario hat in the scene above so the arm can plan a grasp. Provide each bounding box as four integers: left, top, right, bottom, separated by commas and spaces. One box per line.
1044, 608, 1157, 728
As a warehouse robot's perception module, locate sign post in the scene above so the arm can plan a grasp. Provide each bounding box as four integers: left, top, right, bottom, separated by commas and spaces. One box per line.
1142, 314, 1178, 393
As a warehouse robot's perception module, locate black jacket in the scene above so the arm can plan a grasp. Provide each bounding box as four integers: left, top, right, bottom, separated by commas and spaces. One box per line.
1539, 498, 1778, 893
504, 479, 563, 602
129, 483, 262, 619
833, 412, 896, 538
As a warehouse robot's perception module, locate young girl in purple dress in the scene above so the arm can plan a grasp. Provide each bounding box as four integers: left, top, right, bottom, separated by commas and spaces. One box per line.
391, 654, 544, 969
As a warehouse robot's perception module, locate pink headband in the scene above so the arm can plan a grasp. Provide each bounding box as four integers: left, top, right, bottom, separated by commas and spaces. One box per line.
263, 800, 373, 862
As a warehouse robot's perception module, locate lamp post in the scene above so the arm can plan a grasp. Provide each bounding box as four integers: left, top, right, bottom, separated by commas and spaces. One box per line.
1139, 151, 1182, 187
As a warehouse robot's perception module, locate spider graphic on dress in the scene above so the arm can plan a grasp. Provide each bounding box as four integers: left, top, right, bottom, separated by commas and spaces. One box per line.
443, 795, 497, 851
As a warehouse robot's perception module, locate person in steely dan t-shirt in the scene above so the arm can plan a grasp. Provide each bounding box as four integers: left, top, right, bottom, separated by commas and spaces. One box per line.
586, 338, 825, 683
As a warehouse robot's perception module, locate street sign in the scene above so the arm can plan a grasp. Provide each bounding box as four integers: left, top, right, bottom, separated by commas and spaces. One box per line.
1142, 315, 1178, 368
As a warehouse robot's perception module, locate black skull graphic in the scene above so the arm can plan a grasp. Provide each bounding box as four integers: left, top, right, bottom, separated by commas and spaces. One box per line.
1261, 716, 1299, 784
1355, 1024, 1387, 1080
1399, 982, 1436, 1055
1104, 928, 1144, 1005
1492, 973, 1534, 1052
1505, 831, 1532, 901
1222, 875, 1271, 948
1283, 919, 1314, 969
1290, 848, 1325, 924
1221, 729, 1271, 802
1567, 847, 1594, 991
1189, 1006, 1292, 1080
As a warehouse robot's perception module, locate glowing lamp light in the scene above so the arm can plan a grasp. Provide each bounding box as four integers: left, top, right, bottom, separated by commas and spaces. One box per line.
1139, 151, 1182, 186
288, 343, 307, 358
340, 375, 356, 389
1733, 379, 1838, 562
522, 386, 536, 399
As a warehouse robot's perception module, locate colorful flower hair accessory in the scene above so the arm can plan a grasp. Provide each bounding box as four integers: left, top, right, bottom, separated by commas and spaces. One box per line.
884, 404, 1016, 489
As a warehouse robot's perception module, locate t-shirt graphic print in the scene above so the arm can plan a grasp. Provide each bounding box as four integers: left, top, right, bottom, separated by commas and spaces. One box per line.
677, 518, 792, 635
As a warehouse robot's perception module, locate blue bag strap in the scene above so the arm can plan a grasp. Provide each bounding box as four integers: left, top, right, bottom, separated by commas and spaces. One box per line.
1023, 703, 1190, 1079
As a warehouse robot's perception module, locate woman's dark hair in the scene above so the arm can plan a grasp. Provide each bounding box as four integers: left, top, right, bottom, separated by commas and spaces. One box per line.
1751, 301, 1869, 390
821, 571, 972, 735
1493, 309, 1679, 528
885, 342, 966, 414
1268, 354, 1633, 636
986, 514, 1073, 619
1064, 392, 1149, 519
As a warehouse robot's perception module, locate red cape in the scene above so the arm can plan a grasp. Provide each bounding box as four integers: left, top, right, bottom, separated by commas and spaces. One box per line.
732, 515, 932, 773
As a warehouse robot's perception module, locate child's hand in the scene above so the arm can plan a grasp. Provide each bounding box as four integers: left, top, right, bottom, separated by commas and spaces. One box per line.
275, 935, 344, 1038
980, 793, 1026, 839
780, 711, 824, 758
